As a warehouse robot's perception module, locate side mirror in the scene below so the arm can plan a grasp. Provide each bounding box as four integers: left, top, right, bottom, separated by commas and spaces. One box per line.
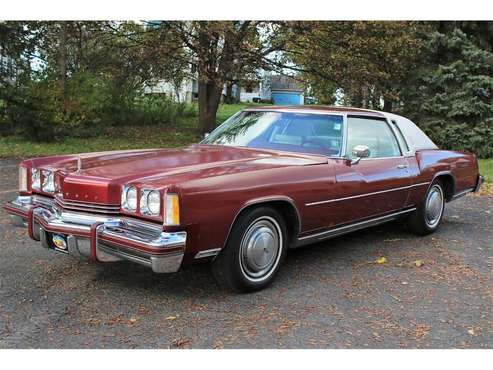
350, 145, 370, 165
204, 132, 210, 139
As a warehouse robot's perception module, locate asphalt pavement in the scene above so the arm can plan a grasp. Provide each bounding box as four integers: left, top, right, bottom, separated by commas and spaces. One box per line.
0, 158, 491, 348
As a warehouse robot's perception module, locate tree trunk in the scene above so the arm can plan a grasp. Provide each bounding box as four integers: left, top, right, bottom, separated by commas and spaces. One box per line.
383, 98, 392, 112
198, 80, 222, 134
58, 22, 68, 112
225, 81, 234, 104
174, 83, 181, 103
352, 87, 364, 108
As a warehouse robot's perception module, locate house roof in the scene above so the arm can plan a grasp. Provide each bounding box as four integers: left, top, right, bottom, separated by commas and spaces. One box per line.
269, 75, 304, 92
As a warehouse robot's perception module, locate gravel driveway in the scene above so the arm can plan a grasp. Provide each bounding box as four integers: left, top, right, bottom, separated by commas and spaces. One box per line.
0, 158, 492, 348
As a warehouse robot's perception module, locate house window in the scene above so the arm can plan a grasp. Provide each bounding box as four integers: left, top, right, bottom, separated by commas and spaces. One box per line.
245, 82, 257, 93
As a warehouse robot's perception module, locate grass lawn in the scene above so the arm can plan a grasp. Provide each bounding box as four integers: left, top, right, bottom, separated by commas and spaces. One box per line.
478, 159, 493, 195
0, 103, 252, 158
478, 159, 493, 182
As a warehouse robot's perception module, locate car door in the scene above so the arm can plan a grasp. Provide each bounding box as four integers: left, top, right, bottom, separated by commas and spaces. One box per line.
329, 115, 412, 225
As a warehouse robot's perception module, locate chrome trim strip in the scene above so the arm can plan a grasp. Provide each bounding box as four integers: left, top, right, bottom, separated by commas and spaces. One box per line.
297, 207, 416, 246
223, 196, 302, 250
55, 198, 120, 214
452, 187, 475, 200
55, 199, 120, 209
340, 113, 348, 159
305, 182, 430, 206
54, 195, 120, 207
194, 248, 222, 259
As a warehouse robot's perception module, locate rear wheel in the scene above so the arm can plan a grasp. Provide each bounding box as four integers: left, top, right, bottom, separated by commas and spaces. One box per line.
407, 179, 445, 235
212, 207, 287, 293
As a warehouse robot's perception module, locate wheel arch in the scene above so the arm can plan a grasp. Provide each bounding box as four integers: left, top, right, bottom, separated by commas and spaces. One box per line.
431, 171, 456, 202
223, 196, 301, 249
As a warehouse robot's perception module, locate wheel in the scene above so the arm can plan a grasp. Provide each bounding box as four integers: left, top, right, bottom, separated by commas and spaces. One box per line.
406, 179, 445, 235
212, 207, 287, 293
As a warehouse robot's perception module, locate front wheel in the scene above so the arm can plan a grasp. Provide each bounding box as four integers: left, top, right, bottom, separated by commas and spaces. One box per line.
407, 179, 445, 235
212, 207, 287, 293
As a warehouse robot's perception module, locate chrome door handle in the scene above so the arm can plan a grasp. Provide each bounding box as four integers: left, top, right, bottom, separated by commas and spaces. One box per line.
397, 164, 409, 169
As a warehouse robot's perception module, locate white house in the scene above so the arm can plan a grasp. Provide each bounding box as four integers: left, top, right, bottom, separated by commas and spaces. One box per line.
145, 72, 305, 105
144, 79, 198, 103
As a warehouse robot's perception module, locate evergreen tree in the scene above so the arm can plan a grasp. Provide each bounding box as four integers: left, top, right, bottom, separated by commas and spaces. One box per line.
403, 29, 493, 157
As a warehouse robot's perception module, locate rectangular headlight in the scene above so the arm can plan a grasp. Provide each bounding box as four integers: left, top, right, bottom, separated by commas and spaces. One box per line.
31, 168, 40, 190
164, 193, 180, 226
19, 166, 28, 192
42, 170, 54, 193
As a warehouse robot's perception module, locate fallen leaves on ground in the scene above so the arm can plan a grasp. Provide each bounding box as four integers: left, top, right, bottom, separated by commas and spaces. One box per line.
474, 182, 493, 196
171, 337, 191, 349
412, 323, 430, 339
414, 260, 424, 267
375, 257, 387, 264
212, 340, 224, 349
277, 318, 298, 336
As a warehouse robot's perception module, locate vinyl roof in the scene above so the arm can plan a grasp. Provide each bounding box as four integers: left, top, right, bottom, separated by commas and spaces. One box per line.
244, 105, 387, 118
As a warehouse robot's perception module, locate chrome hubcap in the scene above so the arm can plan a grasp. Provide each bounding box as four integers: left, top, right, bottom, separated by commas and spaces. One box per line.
425, 185, 444, 227
239, 217, 282, 282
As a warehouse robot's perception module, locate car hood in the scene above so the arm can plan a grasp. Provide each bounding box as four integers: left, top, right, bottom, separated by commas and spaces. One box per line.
25, 145, 327, 204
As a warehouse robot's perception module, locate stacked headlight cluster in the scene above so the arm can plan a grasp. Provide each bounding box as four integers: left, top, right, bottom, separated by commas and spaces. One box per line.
140, 189, 161, 215
121, 186, 139, 212
121, 185, 180, 226
121, 186, 162, 216
30, 168, 55, 193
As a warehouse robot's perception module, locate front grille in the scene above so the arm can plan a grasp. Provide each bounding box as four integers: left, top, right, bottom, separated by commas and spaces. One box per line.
54, 197, 120, 214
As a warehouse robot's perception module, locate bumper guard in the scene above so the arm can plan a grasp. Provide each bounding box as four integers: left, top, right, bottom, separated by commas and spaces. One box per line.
4, 195, 186, 273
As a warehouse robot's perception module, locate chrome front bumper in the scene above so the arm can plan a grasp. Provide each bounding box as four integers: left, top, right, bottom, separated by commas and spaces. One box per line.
5, 195, 186, 273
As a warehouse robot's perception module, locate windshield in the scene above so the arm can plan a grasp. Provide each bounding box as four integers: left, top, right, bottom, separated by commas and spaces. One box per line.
202, 111, 344, 156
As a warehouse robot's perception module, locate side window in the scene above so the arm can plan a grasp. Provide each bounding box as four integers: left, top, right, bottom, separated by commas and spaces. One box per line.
346, 117, 401, 158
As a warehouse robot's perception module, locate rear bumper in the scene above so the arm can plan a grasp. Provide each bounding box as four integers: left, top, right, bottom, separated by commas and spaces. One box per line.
474, 175, 484, 193
4, 195, 186, 273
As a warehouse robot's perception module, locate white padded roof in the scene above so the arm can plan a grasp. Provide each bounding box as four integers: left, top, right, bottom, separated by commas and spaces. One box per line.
383, 112, 438, 152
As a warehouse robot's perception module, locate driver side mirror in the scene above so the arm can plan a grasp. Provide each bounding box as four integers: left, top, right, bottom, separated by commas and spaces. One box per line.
350, 145, 371, 165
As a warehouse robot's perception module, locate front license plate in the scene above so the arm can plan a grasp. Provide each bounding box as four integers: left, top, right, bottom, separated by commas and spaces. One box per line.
52, 234, 69, 254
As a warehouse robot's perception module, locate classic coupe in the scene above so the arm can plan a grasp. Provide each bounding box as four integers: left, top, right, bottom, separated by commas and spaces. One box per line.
4, 106, 483, 292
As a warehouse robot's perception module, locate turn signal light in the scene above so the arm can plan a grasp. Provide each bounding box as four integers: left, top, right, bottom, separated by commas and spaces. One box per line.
19, 166, 28, 192
164, 193, 180, 226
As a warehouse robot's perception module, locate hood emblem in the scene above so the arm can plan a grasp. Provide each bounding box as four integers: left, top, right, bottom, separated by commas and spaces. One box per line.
77, 156, 82, 174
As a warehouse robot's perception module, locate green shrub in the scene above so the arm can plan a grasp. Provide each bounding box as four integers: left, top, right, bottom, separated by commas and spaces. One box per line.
130, 95, 197, 126
1, 71, 198, 141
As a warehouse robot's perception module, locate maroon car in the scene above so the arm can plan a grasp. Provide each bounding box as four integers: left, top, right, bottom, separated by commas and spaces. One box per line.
4, 106, 483, 292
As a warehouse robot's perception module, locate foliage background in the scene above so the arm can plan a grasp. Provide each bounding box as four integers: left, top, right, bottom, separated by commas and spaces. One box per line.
0, 21, 492, 157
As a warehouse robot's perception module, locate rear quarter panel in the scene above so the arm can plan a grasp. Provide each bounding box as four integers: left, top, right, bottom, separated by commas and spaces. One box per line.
410, 149, 479, 205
